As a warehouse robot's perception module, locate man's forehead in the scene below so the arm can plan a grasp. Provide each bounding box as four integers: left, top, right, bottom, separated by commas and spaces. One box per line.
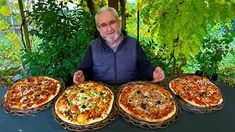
97, 11, 117, 23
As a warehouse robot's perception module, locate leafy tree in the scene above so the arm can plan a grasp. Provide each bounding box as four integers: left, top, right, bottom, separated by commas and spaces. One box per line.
127, 0, 235, 75
195, 21, 234, 76
23, 0, 97, 85
0, 0, 22, 69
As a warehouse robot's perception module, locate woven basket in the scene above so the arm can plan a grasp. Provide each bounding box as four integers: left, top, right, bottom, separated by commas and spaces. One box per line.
163, 74, 224, 114
116, 81, 181, 129
1, 78, 65, 116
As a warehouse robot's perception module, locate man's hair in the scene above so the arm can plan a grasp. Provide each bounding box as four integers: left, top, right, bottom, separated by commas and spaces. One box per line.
95, 6, 118, 25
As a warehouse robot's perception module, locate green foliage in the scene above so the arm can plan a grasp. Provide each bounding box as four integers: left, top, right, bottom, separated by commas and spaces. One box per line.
195, 21, 234, 77
0, 35, 22, 68
0, 1, 22, 69
218, 29, 235, 86
23, 0, 96, 84
138, 36, 172, 76
132, 0, 235, 75
0, 0, 6, 8
218, 52, 235, 86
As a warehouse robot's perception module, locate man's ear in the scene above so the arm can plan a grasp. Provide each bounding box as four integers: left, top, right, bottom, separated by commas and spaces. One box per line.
96, 26, 100, 32
118, 18, 121, 25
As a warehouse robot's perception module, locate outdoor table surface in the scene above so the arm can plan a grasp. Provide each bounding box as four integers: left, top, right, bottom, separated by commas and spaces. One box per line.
0, 83, 235, 132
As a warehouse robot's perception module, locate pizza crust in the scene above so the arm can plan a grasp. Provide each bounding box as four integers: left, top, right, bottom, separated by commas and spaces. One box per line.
119, 101, 176, 122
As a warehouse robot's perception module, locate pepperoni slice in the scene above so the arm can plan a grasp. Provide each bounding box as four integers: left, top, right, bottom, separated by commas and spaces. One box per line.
22, 98, 30, 104
27, 78, 35, 82
26, 103, 33, 107
11, 88, 20, 94
37, 98, 48, 104
44, 80, 51, 86
41, 91, 49, 96
16, 96, 23, 100
28, 90, 34, 95
8, 100, 17, 106
37, 78, 43, 82
48, 87, 57, 94
21, 86, 27, 91
9, 98, 18, 105
32, 86, 42, 91
33, 96, 41, 103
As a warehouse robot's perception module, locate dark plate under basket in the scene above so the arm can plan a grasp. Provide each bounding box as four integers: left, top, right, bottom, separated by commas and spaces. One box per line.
1, 78, 65, 116
52, 81, 119, 132
115, 81, 181, 129
161, 74, 224, 114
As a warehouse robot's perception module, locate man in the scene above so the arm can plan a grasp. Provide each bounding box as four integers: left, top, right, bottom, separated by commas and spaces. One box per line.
73, 6, 164, 85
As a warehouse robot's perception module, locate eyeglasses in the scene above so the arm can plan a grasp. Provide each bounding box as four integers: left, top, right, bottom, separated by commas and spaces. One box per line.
98, 20, 117, 29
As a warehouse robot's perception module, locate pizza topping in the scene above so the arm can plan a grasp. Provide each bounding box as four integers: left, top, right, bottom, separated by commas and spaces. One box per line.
140, 103, 147, 110
199, 92, 206, 97
156, 100, 161, 105
65, 86, 109, 114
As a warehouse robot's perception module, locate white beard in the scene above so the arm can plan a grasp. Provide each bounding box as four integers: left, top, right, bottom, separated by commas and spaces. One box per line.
104, 32, 120, 43
102, 27, 121, 43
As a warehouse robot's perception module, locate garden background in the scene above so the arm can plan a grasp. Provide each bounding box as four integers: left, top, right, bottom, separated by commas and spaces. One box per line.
0, 0, 234, 87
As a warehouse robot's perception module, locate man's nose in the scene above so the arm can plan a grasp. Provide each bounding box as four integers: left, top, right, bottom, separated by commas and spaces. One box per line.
106, 24, 113, 31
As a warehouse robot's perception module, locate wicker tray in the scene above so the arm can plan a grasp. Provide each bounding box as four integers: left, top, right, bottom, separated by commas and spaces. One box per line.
52, 82, 118, 131
162, 74, 224, 114
1, 78, 65, 116
116, 81, 181, 129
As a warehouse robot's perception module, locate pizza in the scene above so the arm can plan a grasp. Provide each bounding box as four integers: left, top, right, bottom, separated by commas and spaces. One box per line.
118, 82, 177, 122
55, 82, 114, 125
4, 76, 61, 110
169, 75, 223, 108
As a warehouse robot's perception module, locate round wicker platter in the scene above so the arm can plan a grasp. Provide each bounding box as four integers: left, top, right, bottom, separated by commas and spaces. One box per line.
116, 81, 181, 129
1, 78, 65, 116
162, 74, 224, 114
52, 82, 118, 131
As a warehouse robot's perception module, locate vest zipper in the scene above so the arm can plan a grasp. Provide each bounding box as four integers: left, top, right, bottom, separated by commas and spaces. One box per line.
114, 52, 117, 84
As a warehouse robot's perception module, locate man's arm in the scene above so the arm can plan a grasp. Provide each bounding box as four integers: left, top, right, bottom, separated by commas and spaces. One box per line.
136, 42, 154, 80
78, 46, 93, 81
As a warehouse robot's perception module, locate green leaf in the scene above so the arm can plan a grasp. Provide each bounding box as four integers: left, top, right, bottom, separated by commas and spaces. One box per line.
0, 20, 10, 30
0, 6, 12, 16
174, 46, 180, 59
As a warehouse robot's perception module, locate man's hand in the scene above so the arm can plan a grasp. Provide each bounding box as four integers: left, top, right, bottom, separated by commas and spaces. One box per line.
152, 67, 165, 82
73, 70, 85, 84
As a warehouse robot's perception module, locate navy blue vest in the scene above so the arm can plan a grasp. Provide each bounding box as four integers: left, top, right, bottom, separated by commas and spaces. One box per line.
91, 35, 137, 84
